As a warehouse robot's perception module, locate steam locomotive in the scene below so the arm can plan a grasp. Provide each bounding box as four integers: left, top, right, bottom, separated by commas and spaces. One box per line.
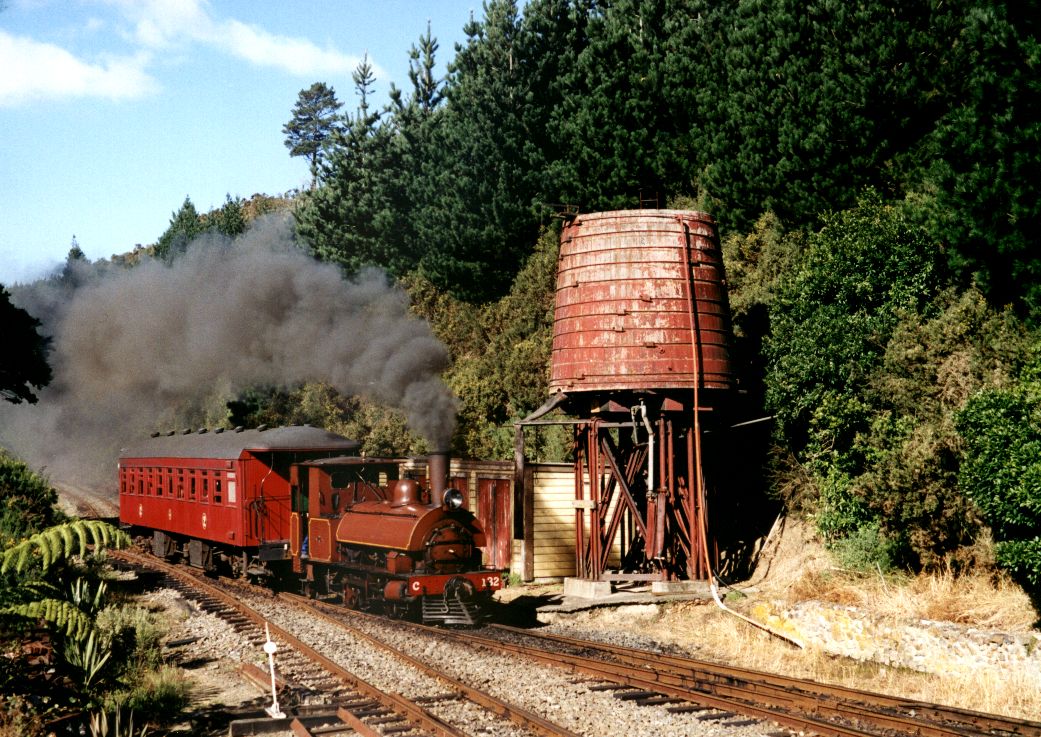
117, 425, 502, 625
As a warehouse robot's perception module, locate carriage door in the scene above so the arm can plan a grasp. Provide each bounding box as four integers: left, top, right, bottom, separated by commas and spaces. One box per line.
477, 478, 512, 569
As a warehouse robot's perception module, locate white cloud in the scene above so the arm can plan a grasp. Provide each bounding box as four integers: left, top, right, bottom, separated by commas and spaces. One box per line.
216, 19, 371, 77
1, 0, 379, 108
111, 0, 378, 78
0, 30, 156, 107
109, 0, 212, 49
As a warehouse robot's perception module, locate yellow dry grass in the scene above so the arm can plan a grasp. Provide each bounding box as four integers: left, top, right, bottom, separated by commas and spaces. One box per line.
539, 518, 1041, 720
761, 519, 1038, 631
626, 600, 1041, 720
785, 565, 1037, 630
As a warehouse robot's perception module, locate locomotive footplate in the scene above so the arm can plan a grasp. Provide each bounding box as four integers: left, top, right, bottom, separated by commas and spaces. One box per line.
412, 571, 504, 626
406, 571, 503, 597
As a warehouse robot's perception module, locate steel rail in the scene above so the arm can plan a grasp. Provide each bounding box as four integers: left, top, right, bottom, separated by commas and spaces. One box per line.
488, 623, 1041, 737
112, 550, 466, 737
284, 600, 880, 737
450, 628, 901, 737
281, 592, 582, 737
311, 602, 1023, 737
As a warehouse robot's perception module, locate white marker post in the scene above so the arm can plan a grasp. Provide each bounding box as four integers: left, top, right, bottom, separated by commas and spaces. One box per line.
262, 622, 285, 719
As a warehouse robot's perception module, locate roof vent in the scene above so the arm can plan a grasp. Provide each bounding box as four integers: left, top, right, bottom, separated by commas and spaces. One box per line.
149, 431, 159, 438
166, 430, 176, 437
234, 426, 244, 433
181, 428, 192, 435
214, 427, 224, 434
197, 428, 208, 434
256, 424, 269, 432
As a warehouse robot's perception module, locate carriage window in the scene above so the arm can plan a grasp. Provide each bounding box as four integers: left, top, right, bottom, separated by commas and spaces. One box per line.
214, 476, 223, 505
189, 475, 196, 501
177, 470, 184, 499
166, 470, 173, 497
201, 472, 209, 503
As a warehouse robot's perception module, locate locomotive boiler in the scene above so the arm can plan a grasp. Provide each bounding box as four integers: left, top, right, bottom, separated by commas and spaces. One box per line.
118, 426, 501, 625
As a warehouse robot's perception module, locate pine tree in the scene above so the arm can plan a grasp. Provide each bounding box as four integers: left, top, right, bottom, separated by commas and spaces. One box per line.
296, 55, 414, 275
414, 0, 541, 300
212, 194, 246, 237
154, 196, 203, 262
283, 82, 344, 189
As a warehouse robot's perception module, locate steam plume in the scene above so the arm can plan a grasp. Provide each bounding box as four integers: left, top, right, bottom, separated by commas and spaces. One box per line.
0, 216, 457, 491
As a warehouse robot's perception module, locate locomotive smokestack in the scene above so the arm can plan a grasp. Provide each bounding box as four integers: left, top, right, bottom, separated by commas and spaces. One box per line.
428, 450, 449, 506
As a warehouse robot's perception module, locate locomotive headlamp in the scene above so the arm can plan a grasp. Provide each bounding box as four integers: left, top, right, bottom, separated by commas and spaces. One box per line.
444, 488, 464, 510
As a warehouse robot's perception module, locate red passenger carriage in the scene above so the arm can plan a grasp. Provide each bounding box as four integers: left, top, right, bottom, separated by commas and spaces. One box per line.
119, 425, 359, 575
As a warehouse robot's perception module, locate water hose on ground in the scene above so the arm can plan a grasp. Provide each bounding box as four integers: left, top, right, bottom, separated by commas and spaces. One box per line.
680, 218, 805, 649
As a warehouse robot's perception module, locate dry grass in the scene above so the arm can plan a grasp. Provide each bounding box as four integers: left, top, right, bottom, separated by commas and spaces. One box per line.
613, 599, 1041, 720
785, 566, 1038, 630
541, 518, 1041, 720
770, 522, 1038, 632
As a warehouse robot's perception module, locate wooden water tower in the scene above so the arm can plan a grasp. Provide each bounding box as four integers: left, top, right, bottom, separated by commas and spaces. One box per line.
520, 209, 735, 583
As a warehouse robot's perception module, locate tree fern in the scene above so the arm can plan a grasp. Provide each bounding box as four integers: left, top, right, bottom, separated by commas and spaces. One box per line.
0, 520, 130, 575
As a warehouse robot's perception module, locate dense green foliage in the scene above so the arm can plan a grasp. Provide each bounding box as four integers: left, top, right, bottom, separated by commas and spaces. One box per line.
153, 193, 250, 261
958, 358, 1041, 588
749, 193, 1037, 572
0, 452, 63, 540
294, 0, 1040, 318
0, 287, 52, 405
0, 462, 179, 733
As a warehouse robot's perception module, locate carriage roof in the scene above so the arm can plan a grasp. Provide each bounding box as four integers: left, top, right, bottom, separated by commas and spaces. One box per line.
119, 425, 360, 461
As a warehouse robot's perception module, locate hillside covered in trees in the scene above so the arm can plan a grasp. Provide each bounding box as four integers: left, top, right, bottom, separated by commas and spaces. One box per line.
5, 0, 1041, 594
290, 0, 1041, 593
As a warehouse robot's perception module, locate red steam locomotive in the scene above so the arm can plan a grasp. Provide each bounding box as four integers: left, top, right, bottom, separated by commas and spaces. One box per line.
118, 425, 502, 625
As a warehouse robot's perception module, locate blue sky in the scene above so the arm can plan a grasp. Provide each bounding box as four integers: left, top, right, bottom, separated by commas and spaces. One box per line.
0, 0, 480, 285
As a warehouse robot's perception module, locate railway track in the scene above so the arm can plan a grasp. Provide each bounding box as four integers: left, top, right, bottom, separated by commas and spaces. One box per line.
114, 550, 578, 737
113, 549, 1041, 737
484, 622, 1041, 737
295, 595, 1041, 737
477, 623, 1041, 737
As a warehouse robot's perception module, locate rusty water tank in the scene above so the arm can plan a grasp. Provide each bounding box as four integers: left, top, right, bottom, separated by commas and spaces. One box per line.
549, 209, 734, 396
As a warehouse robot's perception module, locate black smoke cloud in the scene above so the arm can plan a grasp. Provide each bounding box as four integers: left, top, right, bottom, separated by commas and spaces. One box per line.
0, 216, 457, 490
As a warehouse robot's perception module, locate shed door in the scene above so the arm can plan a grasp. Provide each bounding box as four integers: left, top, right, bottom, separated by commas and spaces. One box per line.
477, 478, 512, 570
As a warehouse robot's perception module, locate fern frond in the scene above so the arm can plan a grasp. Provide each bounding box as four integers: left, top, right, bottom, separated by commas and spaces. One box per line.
2, 598, 95, 640
0, 521, 131, 574
74, 521, 88, 555
59, 523, 74, 558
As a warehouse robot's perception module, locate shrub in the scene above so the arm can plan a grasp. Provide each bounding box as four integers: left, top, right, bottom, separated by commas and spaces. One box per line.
0, 452, 63, 541
828, 523, 899, 573
957, 363, 1041, 592
117, 666, 190, 723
